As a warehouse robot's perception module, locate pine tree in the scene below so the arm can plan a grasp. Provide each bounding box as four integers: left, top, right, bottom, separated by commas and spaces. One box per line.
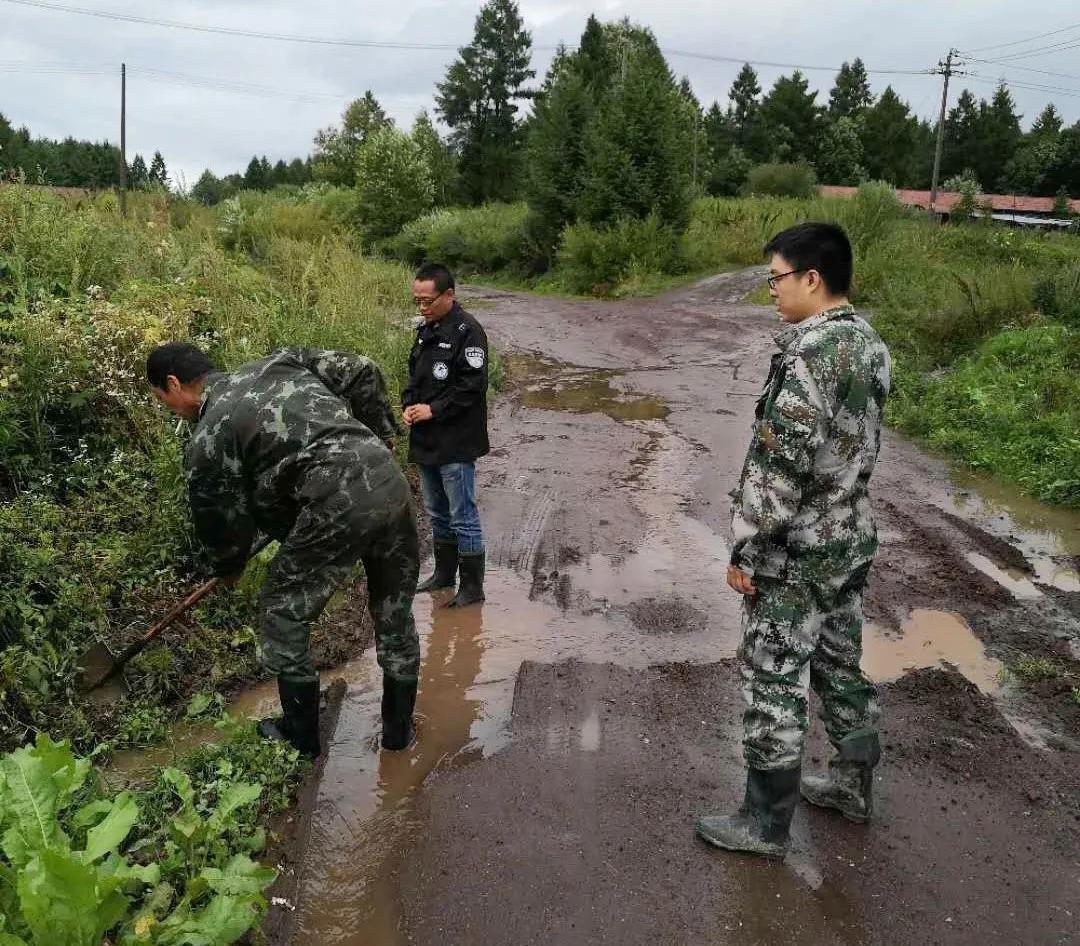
436, 0, 534, 204
148, 151, 168, 188
861, 86, 920, 186
128, 153, 149, 189
942, 90, 981, 182
1031, 103, 1063, 140
525, 60, 593, 257
829, 59, 872, 118
577, 36, 694, 230
728, 63, 764, 158
759, 71, 821, 165
576, 14, 612, 92
974, 82, 1022, 191
243, 156, 267, 190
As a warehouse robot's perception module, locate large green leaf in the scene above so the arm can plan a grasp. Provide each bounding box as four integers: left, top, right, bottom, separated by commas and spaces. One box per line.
17, 849, 128, 946
81, 792, 138, 863
162, 768, 195, 810
153, 893, 261, 946
205, 782, 261, 835
199, 854, 275, 897
0, 736, 88, 865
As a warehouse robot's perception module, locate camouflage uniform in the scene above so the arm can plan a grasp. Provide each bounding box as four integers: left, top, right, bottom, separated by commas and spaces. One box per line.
730, 305, 891, 771
185, 348, 420, 685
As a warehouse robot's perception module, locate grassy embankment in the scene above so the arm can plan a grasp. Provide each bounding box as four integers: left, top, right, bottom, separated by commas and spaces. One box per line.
0, 184, 417, 944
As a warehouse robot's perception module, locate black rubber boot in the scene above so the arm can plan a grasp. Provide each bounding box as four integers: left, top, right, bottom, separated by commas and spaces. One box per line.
417, 541, 458, 593
695, 767, 801, 858
801, 733, 880, 822
258, 677, 321, 757
381, 675, 417, 751
446, 552, 485, 608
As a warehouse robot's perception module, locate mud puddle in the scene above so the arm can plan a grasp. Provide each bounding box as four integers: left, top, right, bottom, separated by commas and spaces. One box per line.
863, 609, 1003, 694
508, 353, 669, 422
948, 468, 1080, 593
284, 568, 736, 945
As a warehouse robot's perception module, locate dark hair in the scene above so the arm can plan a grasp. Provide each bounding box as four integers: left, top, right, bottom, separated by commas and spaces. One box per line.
763, 222, 853, 296
414, 262, 455, 294
146, 342, 215, 390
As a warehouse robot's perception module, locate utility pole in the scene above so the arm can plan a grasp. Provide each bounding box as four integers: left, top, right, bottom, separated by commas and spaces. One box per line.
928, 48, 958, 217
118, 62, 128, 216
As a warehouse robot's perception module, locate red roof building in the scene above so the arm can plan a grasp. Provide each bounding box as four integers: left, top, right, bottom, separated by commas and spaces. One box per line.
820, 184, 1080, 216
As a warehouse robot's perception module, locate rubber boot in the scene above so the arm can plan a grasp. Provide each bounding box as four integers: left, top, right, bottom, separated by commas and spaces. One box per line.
446, 551, 485, 608
801, 733, 880, 823
258, 677, 321, 757
417, 541, 458, 593
695, 767, 801, 859
381, 675, 417, 751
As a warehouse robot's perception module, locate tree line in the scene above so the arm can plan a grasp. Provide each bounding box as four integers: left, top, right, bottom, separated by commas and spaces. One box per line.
0, 112, 172, 190
6, 1, 1080, 211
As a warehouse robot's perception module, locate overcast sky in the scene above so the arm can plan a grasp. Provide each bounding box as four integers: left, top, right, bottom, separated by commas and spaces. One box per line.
3, 0, 1080, 186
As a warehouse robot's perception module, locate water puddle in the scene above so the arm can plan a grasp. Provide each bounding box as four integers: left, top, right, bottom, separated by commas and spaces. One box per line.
949, 469, 1080, 593
862, 609, 1003, 694
508, 353, 669, 422
964, 552, 1043, 600
288, 568, 734, 944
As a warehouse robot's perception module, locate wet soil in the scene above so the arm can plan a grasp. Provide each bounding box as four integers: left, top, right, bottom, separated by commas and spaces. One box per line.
276, 271, 1080, 945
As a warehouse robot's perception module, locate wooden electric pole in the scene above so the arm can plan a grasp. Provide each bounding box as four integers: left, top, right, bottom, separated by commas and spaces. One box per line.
118, 62, 128, 216
928, 49, 958, 217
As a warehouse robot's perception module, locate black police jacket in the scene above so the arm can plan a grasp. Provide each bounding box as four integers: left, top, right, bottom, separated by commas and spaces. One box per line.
402, 303, 490, 466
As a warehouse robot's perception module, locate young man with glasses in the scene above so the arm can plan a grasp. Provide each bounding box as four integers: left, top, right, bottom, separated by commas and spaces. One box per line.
403, 263, 490, 607
696, 222, 891, 858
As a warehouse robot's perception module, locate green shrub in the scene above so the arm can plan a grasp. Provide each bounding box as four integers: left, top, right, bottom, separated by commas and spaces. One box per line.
555, 215, 685, 295
744, 162, 818, 198
384, 202, 532, 274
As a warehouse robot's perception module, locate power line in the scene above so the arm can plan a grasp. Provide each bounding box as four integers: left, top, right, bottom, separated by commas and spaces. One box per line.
1, 0, 932, 76
966, 73, 1080, 100
977, 36, 1080, 64
962, 56, 1080, 84
962, 21, 1080, 55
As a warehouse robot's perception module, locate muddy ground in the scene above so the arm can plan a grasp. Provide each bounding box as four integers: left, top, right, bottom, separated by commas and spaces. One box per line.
274, 272, 1080, 946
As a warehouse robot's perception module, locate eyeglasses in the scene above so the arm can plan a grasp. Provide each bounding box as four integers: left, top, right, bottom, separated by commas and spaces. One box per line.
412, 289, 447, 308
766, 269, 806, 290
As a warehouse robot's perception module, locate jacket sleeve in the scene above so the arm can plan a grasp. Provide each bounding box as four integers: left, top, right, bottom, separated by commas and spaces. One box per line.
291, 348, 400, 443
729, 352, 831, 575
429, 322, 488, 422
185, 427, 257, 578
401, 341, 420, 409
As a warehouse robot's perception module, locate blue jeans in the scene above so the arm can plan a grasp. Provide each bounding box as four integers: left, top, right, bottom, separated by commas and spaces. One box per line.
418, 462, 484, 555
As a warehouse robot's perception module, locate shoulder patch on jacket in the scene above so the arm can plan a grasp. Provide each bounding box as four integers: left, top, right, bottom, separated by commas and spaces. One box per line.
465, 346, 485, 369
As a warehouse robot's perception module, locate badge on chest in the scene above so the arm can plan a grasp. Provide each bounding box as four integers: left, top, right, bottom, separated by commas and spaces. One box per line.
433, 361, 449, 380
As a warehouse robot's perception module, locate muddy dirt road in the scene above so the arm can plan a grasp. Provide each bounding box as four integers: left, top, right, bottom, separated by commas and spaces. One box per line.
276, 272, 1080, 945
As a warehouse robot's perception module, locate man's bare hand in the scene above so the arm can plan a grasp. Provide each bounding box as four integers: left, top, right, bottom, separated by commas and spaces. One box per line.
403, 404, 433, 425
727, 565, 757, 596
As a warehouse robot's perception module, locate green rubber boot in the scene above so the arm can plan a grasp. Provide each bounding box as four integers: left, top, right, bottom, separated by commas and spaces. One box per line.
417, 541, 458, 593
446, 551, 485, 608
695, 767, 801, 859
257, 677, 321, 757
801, 733, 880, 823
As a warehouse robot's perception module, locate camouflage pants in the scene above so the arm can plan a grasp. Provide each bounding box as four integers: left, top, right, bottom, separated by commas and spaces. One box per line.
738, 565, 879, 771
259, 468, 420, 685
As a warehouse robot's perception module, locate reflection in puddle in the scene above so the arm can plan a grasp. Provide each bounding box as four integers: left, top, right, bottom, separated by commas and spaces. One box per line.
863, 609, 1003, 694
965, 552, 1043, 600
949, 469, 1080, 593
288, 569, 733, 945
508, 353, 669, 422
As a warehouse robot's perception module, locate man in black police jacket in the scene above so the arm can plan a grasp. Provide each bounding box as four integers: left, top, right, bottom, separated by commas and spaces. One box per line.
402, 263, 490, 607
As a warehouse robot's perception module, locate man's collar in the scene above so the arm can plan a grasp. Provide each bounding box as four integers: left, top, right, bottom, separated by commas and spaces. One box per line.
418, 301, 461, 333
774, 303, 855, 350
197, 372, 227, 420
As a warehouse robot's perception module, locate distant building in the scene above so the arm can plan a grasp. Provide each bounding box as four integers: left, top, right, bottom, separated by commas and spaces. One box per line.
820, 185, 1079, 229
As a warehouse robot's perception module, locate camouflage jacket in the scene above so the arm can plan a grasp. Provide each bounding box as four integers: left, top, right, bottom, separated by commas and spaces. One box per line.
185, 348, 399, 576
730, 305, 891, 584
